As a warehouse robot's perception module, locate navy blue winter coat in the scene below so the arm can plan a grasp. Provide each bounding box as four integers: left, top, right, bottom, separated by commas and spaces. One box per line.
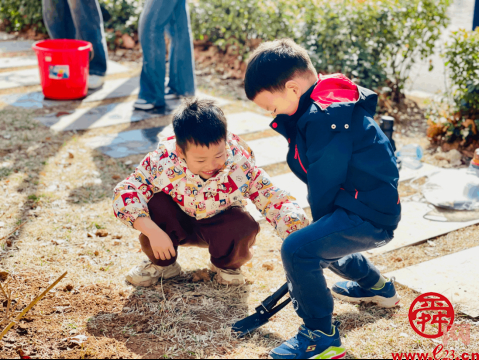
270, 74, 401, 230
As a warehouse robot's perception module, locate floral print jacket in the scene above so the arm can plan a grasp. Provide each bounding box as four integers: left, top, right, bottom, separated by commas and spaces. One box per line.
113, 133, 309, 240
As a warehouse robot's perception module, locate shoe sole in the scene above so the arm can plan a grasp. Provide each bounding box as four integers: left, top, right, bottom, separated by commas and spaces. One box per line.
310, 346, 347, 359
268, 346, 346, 360
332, 291, 401, 308
126, 263, 181, 287
134, 104, 156, 110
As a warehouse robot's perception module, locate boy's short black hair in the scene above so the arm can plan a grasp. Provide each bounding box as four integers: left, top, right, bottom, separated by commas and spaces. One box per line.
173, 98, 227, 152
244, 39, 317, 100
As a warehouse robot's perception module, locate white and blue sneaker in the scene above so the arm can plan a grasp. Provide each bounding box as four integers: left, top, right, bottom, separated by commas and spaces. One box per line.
269, 323, 346, 359
332, 277, 400, 308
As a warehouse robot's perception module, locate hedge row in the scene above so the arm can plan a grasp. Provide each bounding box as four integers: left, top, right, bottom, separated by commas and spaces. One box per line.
0, 0, 452, 98
427, 29, 479, 147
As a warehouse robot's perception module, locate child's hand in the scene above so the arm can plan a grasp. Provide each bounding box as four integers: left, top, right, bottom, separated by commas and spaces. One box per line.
149, 232, 176, 261
133, 217, 176, 260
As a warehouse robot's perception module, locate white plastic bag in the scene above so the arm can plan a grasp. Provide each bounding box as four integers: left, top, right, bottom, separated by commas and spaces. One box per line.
423, 168, 479, 210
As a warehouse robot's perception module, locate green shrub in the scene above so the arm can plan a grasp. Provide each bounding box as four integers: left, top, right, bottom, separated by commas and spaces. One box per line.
190, 0, 299, 58
427, 29, 479, 149
101, 0, 145, 49
0, 0, 45, 33
300, 0, 451, 96
0, 0, 144, 45
444, 28, 479, 117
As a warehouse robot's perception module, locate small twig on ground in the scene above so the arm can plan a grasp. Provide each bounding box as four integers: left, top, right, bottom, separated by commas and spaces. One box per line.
0, 221, 27, 242
0, 280, 14, 328
0, 271, 67, 341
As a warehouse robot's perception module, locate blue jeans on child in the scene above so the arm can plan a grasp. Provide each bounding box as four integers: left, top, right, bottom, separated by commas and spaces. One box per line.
42, 0, 108, 76
281, 208, 394, 333
138, 0, 196, 107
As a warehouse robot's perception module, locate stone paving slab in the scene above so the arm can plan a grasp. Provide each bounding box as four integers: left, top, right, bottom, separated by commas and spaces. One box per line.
0, 56, 37, 69
86, 126, 169, 158
0, 61, 129, 90
0, 68, 39, 89
0, 40, 34, 53
1, 76, 229, 110
270, 172, 309, 208
399, 163, 441, 182
85, 112, 271, 157
226, 111, 272, 135
247, 136, 289, 168
386, 246, 479, 317
33, 91, 230, 131
368, 201, 479, 255
35, 99, 181, 132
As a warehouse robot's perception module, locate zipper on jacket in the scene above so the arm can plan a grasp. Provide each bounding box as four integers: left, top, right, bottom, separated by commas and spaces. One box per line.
295, 145, 308, 174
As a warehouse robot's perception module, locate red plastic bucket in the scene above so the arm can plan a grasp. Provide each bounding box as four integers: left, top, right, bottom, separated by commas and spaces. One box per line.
32, 39, 92, 100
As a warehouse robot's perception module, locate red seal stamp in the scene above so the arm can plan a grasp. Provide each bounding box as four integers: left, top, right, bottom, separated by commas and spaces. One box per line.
408, 292, 455, 339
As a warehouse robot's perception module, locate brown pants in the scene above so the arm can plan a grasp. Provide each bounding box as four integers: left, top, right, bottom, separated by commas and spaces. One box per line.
139, 192, 260, 269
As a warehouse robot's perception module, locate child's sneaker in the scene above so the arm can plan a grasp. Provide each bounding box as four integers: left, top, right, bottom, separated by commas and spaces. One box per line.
126, 261, 181, 287
332, 277, 400, 308
209, 262, 245, 286
269, 323, 346, 359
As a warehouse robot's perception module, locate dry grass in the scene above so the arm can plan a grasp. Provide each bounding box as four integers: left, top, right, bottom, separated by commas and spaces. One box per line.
0, 95, 478, 359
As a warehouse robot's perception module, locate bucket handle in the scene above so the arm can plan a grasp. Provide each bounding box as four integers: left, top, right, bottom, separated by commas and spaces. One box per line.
78, 43, 94, 61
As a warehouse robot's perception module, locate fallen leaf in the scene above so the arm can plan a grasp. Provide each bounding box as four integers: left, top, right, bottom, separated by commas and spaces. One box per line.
245, 262, 253, 268
87, 232, 95, 238
0, 269, 9, 282
192, 269, 209, 282
112, 175, 121, 180
112, 240, 121, 246
6, 240, 12, 247
96, 229, 108, 237
64, 284, 74, 292
262, 262, 274, 271
68, 152, 74, 159
121, 33, 136, 49
94, 251, 99, 256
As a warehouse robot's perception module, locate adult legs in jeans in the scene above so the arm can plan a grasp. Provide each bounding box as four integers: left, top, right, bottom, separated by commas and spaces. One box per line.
280, 208, 393, 334
139, 193, 259, 269
138, 0, 196, 106
42, 0, 108, 76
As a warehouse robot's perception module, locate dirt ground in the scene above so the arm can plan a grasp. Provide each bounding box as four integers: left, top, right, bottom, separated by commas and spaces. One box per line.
0, 77, 478, 358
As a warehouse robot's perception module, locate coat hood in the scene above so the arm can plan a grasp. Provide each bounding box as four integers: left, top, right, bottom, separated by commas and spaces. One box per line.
311, 73, 378, 116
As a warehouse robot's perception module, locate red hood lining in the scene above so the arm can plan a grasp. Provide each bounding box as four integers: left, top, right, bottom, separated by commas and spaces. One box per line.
310, 73, 360, 110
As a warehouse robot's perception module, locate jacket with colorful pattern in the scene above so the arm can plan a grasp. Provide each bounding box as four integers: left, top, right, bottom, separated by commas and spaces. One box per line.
113, 133, 309, 240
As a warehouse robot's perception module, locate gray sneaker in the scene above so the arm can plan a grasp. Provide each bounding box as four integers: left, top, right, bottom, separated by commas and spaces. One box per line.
126, 261, 181, 287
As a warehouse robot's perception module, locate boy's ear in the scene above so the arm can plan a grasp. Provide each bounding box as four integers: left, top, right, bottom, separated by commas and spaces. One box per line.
176, 144, 185, 159
285, 80, 301, 97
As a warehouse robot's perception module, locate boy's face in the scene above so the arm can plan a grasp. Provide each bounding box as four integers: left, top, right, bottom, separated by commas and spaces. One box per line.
253, 80, 303, 117
177, 140, 227, 180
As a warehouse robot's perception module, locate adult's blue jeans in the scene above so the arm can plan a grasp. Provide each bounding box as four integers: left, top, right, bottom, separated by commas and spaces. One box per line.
281, 208, 394, 333
42, 0, 108, 76
138, 0, 196, 107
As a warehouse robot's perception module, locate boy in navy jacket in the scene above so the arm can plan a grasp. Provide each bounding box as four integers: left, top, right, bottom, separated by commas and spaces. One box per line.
244, 39, 401, 359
